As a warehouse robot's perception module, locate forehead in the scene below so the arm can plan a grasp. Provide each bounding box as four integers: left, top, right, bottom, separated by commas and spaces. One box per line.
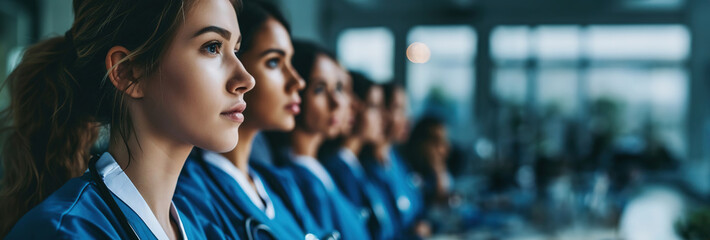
180, 0, 239, 38
312, 54, 340, 80
254, 18, 291, 50
369, 86, 384, 100
338, 67, 351, 85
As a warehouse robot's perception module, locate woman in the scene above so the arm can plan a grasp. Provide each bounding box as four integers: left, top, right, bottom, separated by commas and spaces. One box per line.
0, 0, 253, 238
368, 83, 429, 238
174, 1, 329, 239
322, 72, 398, 239
277, 40, 370, 240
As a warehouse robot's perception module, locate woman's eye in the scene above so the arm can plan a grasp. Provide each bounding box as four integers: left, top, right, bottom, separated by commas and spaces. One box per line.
266, 58, 279, 68
314, 86, 325, 94
203, 41, 222, 55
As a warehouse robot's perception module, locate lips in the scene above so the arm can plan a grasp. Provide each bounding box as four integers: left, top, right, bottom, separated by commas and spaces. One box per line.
221, 101, 246, 123
285, 96, 301, 115
329, 117, 339, 126
285, 102, 301, 115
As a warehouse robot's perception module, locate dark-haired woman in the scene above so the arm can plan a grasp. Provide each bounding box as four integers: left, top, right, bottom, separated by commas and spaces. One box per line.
322, 72, 398, 239
275, 40, 370, 240
366, 83, 429, 238
174, 1, 328, 239
1, 0, 253, 239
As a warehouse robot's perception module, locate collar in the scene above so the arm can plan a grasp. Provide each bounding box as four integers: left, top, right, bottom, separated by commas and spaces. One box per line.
291, 153, 337, 192
96, 152, 187, 240
338, 148, 365, 179
202, 151, 275, 219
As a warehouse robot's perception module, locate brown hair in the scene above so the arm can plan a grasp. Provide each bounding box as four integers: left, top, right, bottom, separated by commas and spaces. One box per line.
0, 0, 240, 235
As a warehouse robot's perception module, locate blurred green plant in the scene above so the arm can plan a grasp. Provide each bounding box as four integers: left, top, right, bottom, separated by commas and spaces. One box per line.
676, 207, 710, 240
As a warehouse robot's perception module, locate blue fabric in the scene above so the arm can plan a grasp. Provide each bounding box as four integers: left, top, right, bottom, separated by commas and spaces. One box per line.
177, 151, 324, 240
249, 160, 328, 237
176, 155, 277, 240
363, 149, 425, 234
283, 161, 371, 240
322, 156, 365, 207
6, 173, 207, 240
323, 153, 397, 240
388, 149, 425, 228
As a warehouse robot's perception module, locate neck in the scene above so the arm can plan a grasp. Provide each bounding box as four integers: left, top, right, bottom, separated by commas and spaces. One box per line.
342, 137, 363, 156
108, 131, 192, 239
374, 142, 391, 165
221, 126, 258, 177
291, 128, 323, 158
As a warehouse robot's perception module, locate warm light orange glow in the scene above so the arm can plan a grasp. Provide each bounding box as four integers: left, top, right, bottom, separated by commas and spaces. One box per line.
406, 42, 431, 63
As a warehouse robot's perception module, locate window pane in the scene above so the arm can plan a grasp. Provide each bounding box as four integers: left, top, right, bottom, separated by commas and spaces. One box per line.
493, 67, 527, 105
586, 25, 690, 61
337, 27, 394, 82
535, 26, 581, 61
491, 26, 530, 62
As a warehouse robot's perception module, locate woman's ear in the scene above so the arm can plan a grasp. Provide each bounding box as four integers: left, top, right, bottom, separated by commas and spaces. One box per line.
105, 46, 144, 99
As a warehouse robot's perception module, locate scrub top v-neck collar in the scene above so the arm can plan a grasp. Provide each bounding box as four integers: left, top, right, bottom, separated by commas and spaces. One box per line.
96, 152, 187, 240
292, 153, 337, 192
202, 150, 276, 219
338, 148, 366, 179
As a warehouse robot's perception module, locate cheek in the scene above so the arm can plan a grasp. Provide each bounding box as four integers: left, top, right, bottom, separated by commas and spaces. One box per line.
247, 77, 292, 129
304, 97, 326, 127
145, 57, 237, 151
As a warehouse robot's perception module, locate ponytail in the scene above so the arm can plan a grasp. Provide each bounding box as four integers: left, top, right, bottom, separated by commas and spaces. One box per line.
0, 35, 99, 236
0, 0, 243, 235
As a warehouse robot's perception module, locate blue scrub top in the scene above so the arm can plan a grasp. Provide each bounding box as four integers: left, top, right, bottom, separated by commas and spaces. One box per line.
284, 160, 371, 240
249, 159, 329, 238
6, 172, 206, 239
363, 148, 424, 233
176, 154, 268, 240
176, 150, 325, 240
323, 151, 398, 240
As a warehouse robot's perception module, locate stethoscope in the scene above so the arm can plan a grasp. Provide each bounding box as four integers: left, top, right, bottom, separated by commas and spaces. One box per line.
88, 155, 142, 240
194, 149, 342, 240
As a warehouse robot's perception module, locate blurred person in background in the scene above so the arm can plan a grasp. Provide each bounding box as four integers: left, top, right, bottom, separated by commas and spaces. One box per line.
322, 72, 398, 239
405, 116, 452, 206
362, 82, 431, 238
276, 40, 370, 240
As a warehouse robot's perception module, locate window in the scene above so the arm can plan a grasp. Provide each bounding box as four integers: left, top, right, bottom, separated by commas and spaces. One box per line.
491, 24, 690, 156
406, 25, 477, 143
336, 27, 394, 83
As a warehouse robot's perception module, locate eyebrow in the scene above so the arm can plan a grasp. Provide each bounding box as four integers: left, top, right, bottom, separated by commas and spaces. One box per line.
260, 48, 286, 57
193, 26, 232, 40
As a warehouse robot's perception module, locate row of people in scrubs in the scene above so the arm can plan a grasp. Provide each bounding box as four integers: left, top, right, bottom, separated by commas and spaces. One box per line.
0, 0, 428, 239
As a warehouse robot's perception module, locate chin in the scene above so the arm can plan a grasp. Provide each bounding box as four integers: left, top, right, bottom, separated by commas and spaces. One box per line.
324, 129, 340, 139
278, 120, 295, 131
201, 131, 239, 153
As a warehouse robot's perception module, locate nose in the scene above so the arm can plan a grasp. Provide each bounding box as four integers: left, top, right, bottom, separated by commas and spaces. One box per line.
327, 89, 341, 111
286, 63, 305, 92
227, 57, 255, 95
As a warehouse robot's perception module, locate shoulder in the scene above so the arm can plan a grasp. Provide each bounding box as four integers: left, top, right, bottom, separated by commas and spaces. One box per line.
6, 175, 118, 239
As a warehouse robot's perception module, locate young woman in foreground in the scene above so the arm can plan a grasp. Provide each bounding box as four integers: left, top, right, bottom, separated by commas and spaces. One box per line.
0, 0, 253, 238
